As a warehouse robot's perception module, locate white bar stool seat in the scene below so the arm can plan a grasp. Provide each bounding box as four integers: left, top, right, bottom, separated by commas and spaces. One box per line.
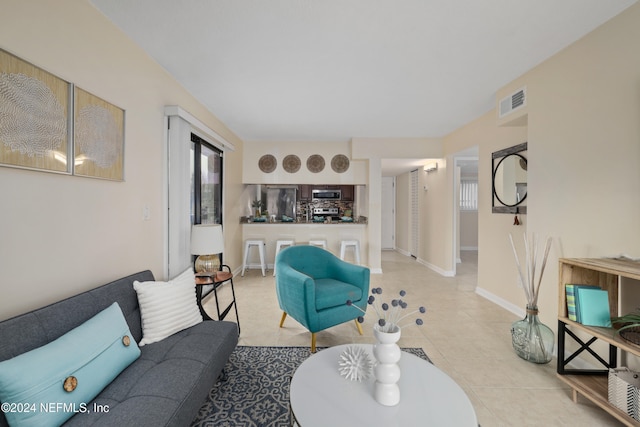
242, 239, 266, 276
273, 239, 295, 276
340, 239, 361, 264
308, 240, 327, 249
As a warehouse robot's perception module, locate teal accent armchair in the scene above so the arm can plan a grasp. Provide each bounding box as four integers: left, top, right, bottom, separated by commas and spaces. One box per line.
275, 245, 370, 352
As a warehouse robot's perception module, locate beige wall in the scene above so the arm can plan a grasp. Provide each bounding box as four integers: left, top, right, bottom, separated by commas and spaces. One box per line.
442, 3, 640, 330
419, 159, 455, 275
459, 211, 478, 250
444, 110, 528, 310
525, 3, 640, 328
0, 0, 243, 321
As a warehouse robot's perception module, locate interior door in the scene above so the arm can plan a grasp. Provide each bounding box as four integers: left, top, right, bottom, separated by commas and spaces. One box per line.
410, 170, 418, 258
381, 177, 395, 249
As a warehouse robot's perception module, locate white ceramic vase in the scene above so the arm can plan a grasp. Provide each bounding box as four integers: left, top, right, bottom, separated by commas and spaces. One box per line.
372, 324, 401, 406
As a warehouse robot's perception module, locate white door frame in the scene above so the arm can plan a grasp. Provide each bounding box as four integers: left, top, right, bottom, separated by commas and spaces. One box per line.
381, 176, 396, 250
452, 153, 478, 276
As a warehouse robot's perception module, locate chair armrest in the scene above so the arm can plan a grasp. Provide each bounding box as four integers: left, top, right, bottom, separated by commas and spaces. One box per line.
275, 263, 317, 320
326, 257, 370, 293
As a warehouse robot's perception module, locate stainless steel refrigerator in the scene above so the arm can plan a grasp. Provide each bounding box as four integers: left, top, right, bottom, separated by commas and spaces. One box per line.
262, 186, 297, 220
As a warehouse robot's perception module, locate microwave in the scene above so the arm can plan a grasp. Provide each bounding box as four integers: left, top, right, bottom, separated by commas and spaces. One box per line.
312, 189, 342, 201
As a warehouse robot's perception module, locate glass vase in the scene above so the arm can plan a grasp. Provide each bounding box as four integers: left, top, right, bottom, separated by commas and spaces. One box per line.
511, 305, 555, 364
372, 324, 401, 406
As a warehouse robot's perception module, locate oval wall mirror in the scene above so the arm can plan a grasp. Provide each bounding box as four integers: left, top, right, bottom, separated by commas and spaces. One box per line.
492, 142, 527, 214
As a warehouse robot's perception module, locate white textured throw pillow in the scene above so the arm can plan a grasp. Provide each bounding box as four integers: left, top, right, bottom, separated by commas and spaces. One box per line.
133, 268, 202, 346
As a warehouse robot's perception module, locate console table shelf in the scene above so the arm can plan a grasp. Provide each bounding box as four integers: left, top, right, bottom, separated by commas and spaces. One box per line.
558, 317, 640, 355
557, 257, 640, 427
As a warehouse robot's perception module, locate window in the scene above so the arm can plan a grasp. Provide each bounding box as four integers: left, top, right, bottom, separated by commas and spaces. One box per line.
460, 179, 478, 211
166, 109, 234, 279
191, 133, 222, 225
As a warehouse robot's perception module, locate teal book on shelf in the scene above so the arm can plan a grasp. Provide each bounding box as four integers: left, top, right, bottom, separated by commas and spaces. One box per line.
576, 287, 612, 327
565, 284, 578, 321
566, 284, 600, 322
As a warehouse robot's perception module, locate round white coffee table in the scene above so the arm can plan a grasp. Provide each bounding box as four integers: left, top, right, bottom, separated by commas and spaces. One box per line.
290, 344, 477, 426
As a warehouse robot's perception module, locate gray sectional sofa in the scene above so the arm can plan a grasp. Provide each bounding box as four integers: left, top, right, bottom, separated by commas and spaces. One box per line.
0, 270, 238, 427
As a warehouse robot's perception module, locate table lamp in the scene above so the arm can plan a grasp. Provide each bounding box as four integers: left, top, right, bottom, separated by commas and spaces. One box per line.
190, 224, 224, 274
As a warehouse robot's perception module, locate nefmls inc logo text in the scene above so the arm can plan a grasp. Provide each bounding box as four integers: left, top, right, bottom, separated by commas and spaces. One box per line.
41, 402, 110, 413
41, 402, 89, 413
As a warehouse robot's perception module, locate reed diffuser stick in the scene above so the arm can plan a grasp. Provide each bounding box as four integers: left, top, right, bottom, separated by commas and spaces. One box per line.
509, 233, 552, 306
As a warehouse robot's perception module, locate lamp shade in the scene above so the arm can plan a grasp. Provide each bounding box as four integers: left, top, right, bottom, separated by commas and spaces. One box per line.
190, 224, 224, 255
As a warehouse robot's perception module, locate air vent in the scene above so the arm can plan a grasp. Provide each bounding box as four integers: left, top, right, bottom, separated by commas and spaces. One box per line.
499, 87, 526, 118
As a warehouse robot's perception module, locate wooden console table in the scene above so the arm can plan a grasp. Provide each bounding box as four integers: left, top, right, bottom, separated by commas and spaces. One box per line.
195, 265, 240, 334
557, 257, 640, 426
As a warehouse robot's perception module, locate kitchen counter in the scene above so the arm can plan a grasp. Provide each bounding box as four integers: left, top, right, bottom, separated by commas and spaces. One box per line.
240, 217, 367, 225
241, 219, 368, 267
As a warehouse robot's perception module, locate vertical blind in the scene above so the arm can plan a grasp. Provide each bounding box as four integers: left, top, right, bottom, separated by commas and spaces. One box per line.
460, 179, 478, 211
167, 116, 225, 278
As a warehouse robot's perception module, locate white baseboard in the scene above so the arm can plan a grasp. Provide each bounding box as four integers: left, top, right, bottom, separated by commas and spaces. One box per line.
395, 248, 411, 257
475, 287, 525, 318
417, 257, 455, 277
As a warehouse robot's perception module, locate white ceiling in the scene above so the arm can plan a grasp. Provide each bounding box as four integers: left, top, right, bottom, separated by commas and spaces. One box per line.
89, 0, 635, 175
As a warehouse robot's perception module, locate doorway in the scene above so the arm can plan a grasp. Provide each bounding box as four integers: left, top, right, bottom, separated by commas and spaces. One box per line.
452, 148, 478, 284
381, 176, 395, 249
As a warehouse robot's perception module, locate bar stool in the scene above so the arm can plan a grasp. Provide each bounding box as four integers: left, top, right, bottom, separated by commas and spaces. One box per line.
242, 239, 266, 276
308, 240, 327, 250
340, 239, 361, 264
273, 239, 295, 276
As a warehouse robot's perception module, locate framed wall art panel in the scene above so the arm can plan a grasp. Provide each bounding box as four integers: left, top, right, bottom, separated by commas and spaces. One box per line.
0, 48, 72, 174
73, 87, 125, 181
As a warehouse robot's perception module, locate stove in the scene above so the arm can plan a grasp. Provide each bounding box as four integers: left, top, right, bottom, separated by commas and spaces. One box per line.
313, 207, 340, 221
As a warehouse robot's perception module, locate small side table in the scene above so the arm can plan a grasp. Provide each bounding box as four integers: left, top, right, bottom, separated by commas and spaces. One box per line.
194, 265, 240, 335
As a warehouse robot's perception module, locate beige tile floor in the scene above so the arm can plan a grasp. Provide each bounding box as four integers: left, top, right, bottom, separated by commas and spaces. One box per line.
203, 250, 621, 426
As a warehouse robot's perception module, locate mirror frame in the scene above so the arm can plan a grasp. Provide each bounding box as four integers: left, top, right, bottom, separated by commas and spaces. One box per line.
492, 142, 527, 214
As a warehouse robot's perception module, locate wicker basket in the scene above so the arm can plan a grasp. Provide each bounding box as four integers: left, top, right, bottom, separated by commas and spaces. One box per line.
609, 367, 640, 420
620, 327, 640, 346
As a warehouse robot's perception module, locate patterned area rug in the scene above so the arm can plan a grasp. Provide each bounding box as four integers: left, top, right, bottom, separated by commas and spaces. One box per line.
191, 345, 430, 427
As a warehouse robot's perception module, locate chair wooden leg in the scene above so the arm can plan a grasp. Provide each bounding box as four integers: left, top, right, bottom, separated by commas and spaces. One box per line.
355, 319, 364, 335
279, 312, 287, 328
311, 333, 317, 353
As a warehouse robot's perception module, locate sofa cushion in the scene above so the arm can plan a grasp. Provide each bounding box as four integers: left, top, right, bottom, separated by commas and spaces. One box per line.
0, 302, 140, 427
133, 268, 202, 346
62, 320, 239, 427
315, 278, 363, 311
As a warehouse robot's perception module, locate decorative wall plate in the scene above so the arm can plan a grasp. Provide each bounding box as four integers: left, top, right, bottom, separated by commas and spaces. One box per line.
283, 154, 301, 173
331, 154, 350, 173
306, 154, 325, 173
258, 154, 277, 173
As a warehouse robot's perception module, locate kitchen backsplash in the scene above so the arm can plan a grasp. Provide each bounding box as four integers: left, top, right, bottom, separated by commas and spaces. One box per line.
296, 200, 354, 222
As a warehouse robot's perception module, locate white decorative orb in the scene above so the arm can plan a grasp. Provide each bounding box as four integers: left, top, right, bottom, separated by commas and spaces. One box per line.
338, 346, 374, 382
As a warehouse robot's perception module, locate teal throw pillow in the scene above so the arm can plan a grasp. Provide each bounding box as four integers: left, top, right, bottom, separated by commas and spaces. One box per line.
0, 302, 140, 427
